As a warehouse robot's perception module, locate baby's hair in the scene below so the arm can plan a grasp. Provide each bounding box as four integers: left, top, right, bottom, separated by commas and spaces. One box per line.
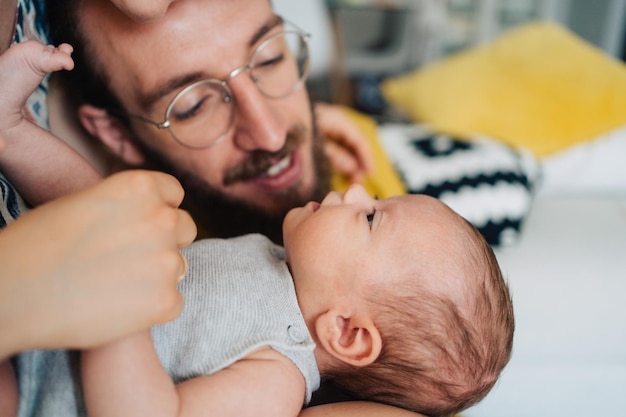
323, 218, 514, 417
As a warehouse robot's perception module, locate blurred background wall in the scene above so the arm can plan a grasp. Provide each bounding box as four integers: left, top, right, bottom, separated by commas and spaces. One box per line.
274, 0, 626, 114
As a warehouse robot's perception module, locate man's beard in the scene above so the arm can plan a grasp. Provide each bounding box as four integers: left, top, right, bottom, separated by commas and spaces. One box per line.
132, 115, 331, 245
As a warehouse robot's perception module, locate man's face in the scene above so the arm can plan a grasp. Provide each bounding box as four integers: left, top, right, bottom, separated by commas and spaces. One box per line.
80, 0, 329, 241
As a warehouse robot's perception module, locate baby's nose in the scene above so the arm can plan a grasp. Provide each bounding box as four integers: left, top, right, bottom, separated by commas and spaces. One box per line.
320, 190, 342, 206
342, 183, 373, 204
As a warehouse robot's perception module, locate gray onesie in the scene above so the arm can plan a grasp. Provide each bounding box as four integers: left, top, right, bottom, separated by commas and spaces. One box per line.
153, 234, 320, 403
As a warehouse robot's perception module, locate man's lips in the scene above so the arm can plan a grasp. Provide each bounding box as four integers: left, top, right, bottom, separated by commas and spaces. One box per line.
248, 150, 303, 190
223, 123, 308, 188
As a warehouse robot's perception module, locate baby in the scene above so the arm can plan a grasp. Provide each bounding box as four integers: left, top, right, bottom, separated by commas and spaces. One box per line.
1, 41, 514, 417
81, 182, 514, 417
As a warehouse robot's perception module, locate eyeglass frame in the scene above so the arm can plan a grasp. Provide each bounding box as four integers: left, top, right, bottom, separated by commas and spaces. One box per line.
116, 18, 311, 150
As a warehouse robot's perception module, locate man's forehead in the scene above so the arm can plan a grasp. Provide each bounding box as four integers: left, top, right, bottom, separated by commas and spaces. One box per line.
83, 0, 278, 110
137, 14, 284, 110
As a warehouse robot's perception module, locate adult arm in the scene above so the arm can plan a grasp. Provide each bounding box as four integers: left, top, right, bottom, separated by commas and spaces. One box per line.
0, 170, 196, 359
300, 401, 426, 417
0, 360, 17, 417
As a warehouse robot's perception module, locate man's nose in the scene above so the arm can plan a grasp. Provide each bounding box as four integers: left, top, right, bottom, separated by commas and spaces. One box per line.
228, 75, 287, 153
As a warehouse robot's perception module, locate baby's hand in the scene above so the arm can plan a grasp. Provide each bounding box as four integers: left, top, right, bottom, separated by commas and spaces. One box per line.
31, 42, 75, 75
0, 41, 75, 130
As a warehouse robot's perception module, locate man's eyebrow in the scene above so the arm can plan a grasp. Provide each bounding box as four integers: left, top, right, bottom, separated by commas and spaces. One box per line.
138, 72, 204, 113
138, 15, 285, 113
249, 15, 284, 47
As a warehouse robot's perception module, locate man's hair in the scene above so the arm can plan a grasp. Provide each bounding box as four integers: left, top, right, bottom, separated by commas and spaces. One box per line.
324, 220, 514, 417
47, 0, 125, 113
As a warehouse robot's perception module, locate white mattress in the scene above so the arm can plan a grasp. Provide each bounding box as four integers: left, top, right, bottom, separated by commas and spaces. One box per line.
465, 196, 626, 417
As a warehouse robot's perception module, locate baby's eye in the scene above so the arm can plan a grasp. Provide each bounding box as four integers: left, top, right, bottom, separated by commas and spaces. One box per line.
366, 209, 376, 227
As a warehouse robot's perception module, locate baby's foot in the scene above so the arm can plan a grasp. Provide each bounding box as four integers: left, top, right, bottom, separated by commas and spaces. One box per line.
0, 41, 74, 130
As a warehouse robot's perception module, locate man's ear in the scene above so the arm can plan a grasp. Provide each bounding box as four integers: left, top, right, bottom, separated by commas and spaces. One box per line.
315, 308, 382, 367
78, 104, 145, 166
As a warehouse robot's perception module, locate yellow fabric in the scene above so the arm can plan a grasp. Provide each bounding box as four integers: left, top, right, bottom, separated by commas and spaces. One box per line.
330, 107, 406, 197
381, 21, 626, 157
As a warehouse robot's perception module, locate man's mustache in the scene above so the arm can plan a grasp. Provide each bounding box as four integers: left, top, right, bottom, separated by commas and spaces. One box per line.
223, 125, 306, 186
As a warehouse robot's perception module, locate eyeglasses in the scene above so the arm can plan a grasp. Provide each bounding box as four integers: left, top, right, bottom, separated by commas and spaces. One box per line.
122, 21, 311, 149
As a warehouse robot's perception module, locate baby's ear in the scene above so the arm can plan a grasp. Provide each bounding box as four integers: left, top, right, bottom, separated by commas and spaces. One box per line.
315, 308, 382, 367
78, 104, 145, 166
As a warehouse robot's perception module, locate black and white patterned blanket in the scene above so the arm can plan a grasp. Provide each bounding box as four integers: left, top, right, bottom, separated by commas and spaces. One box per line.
379, 124, 539, 247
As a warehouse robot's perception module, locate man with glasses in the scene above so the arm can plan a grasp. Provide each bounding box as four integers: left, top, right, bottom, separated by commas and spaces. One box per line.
38, 3, 425, 416
48, 0, 392, 245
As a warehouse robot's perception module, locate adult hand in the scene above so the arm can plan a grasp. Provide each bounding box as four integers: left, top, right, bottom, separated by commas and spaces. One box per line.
300, 401, 426, 417
0, 170, 196, 358
315, 102, 374, 183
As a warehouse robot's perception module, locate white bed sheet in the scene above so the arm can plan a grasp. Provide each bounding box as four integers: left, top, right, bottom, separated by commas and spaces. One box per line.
465, 196, 626, 417
538, 125, 626, 198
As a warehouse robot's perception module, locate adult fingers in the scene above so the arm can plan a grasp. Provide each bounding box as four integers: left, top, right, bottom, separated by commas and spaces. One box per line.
324, 141, 365, 183
175, 208, 197, 249
331, 128, 375, 175
110, 170, 186, 208
315, 103, 375, 174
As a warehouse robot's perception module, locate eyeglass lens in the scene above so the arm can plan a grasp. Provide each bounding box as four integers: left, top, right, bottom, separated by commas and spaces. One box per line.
166, 31, 309, 149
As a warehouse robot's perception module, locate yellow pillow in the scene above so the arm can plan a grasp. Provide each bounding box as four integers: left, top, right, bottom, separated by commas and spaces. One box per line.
381, 21, 626, 157
330, 107, 406, 198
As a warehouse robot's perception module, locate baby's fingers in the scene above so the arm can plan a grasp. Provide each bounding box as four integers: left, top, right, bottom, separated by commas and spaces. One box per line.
40, 43, 74, 72
57, 43, 74, 55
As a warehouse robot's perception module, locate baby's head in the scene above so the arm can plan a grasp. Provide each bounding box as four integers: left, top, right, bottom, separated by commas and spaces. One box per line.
283, 184, 514, 416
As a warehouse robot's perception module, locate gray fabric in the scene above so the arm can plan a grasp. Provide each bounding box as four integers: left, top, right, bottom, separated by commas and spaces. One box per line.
154, 234, 320, 404
14, 350, 85, 417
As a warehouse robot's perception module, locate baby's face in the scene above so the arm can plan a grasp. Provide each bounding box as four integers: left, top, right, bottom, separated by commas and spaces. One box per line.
282, 184, 466, 310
